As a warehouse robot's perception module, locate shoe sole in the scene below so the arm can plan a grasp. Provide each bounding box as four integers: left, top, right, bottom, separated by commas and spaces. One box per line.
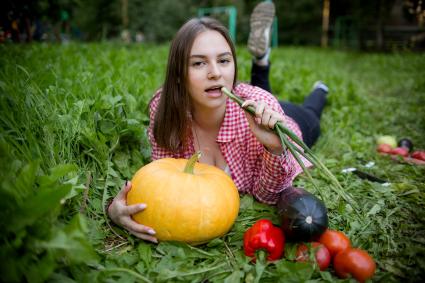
248, 2, 276, 58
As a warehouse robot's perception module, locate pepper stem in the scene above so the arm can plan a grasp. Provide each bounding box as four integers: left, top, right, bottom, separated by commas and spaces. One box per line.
183, 151, 202, 174
254, 250, 268, 282
256, 250, 268, 263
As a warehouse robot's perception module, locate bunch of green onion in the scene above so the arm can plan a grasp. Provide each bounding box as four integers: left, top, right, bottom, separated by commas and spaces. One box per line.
221, 87, 354, 207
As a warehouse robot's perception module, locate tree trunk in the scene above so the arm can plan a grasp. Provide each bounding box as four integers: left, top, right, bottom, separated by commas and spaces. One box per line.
376, 0, 384, 50
321, 0, 330, 47
121, 0, 130, 43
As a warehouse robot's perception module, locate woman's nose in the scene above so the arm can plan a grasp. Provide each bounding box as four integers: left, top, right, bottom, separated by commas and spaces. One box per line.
207, 63, 221, 80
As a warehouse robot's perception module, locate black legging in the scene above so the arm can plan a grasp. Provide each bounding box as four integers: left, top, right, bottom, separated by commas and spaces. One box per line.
251, 62, 327, 147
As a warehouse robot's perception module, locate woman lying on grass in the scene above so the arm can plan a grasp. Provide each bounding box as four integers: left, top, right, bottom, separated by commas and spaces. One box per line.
108, 2, 329, 243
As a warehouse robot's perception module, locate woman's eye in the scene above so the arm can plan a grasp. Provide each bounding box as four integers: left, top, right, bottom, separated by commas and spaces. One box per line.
191, 61, 205, 67
219, 59, 230, 64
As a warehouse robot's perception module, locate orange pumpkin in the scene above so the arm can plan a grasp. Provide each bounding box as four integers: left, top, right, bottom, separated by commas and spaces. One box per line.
127, 152, 240, 245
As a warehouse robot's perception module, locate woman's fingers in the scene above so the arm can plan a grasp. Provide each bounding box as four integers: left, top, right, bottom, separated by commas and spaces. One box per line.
123, 203, 147, 215
241, 99, 255, 108
121, 218, 157, 242
255, 101, 266, 117
108, 182, 137, 224
116, 180, 132, 200
268, 115, 279, 129
242, 100, 284, 153
108, 181, 160, 244
242, 100, 283, 129
122, 218, 155, 234
242, 100, 265, 117
261, 108, 273, 126
129, 230, 158, 243
266, 112, 284, 128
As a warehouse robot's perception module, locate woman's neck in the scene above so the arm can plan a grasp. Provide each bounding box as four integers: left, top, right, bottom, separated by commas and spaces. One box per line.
192, 103, 226, 131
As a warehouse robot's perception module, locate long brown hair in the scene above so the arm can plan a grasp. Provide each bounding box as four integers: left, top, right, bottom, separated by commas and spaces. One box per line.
152, 17, 238, 152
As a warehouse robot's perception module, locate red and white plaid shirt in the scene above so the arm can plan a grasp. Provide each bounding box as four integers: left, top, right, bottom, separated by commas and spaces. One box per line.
147, 83, 311, 204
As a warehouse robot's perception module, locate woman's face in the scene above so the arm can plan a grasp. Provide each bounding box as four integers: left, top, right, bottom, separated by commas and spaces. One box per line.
187, 30, 235, 111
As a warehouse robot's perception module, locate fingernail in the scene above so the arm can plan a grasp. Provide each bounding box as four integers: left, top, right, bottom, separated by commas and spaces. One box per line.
148, 229, 156, 235
241, 102, 247, 107
139, 204, 146, 209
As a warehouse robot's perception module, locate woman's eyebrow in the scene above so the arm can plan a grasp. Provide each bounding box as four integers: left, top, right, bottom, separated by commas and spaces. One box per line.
218, 52, 232, 57
189, 52, 232, 59
189, 54, 206, 59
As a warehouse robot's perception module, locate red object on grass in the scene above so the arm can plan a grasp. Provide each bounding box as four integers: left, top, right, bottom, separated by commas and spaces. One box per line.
333, 248, 376, 282
243, 219, 285, 261
296, 242, 331, 271
411, 150, 425, 161
390, 147, 409, 157
318, 229, 351, 257
376, 143, 393, 154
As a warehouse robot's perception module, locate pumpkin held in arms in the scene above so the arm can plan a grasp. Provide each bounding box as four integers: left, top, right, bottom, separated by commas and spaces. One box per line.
127, 152, 240, 245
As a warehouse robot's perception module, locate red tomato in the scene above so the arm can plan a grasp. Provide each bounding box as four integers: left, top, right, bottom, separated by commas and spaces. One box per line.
376, 143, 393, 154
296, 242, 331, 271
411, 150, 425, 161
318, 229, 351, 258
390, 147, 409, 157
333, 248, 376, 282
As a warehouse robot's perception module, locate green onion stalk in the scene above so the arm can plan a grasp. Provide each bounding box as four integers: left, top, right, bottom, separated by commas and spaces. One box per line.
221, 87, 355, 208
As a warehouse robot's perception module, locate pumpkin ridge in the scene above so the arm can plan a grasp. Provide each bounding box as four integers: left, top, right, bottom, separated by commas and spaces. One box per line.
182, 174, 199, 241
197, 176, 204, 240
201, 177, 221, 241
143, 162, 174, 179
222, 177, 240, 230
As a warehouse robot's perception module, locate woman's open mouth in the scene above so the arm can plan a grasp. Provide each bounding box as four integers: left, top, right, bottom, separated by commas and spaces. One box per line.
205, 86, 223, 98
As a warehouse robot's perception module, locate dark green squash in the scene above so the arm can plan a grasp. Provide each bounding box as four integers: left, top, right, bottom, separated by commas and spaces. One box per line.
277, 187, 328, 242
398, 138, 413, 152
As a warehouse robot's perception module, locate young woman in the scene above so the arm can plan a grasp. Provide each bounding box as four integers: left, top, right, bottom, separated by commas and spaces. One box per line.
108, 2, 328, 243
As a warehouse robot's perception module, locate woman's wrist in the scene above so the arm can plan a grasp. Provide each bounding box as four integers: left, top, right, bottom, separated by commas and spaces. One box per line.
266, 145, 284, 155
105, 198, 114, 218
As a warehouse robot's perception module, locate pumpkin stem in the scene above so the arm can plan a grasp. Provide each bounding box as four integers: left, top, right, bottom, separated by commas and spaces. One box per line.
184, 151, 202, 174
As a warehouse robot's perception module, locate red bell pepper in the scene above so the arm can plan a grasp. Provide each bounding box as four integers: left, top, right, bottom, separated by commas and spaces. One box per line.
243, 219, 285, 261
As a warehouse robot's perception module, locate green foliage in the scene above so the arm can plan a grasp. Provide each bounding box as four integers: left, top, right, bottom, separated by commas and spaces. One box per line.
0, 43, 424, 282
35, 0, 324, 44
73, 0, 122, 40
127, 0, 199, 42
0, 141, 98, 283
277, 0, 322, 45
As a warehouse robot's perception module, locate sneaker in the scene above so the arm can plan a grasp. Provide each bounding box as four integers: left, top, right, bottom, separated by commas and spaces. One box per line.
248, 1, 275, 58
313, 81, 329, 93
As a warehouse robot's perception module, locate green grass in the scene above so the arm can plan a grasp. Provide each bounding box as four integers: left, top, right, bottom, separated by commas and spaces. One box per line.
0, 43, 424, 282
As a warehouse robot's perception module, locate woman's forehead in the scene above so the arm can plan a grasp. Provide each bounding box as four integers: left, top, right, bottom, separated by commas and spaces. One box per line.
190, 30, 232, 56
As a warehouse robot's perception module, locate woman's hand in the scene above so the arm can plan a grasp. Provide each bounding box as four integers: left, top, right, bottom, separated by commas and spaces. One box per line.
242, 100, 284, 155
108, 181, 158, 243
